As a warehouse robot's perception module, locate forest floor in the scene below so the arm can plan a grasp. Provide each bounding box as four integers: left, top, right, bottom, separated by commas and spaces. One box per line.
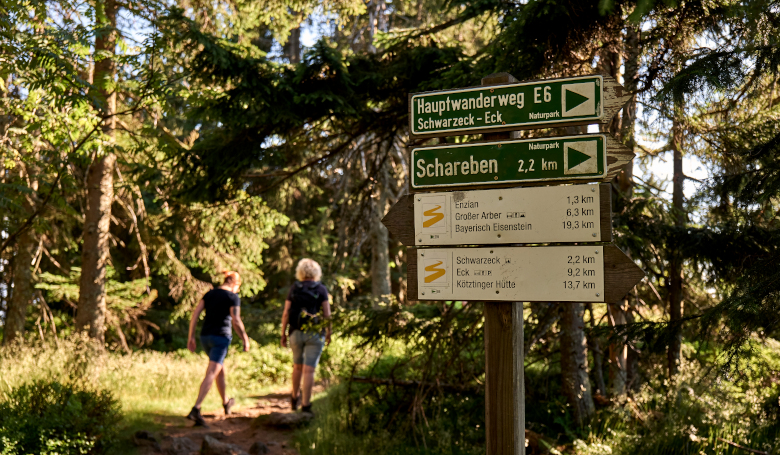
133, 387, 325, 455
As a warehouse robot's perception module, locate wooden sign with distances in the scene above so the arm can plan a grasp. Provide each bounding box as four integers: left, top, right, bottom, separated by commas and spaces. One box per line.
409, 74, 631, 138
410, 134, 634, 191
407, 244, 643, 304
382, 183, 612, 247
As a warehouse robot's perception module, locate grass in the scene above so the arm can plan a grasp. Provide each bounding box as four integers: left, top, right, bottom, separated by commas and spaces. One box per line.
291, 384, 412, 455
0, 335, 291, 453
288, 338, 780, 455
3, 333, 778, 455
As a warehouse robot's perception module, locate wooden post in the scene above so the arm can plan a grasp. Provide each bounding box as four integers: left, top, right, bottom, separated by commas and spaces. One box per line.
484, 302, 524, 455
482, 72, 525, 455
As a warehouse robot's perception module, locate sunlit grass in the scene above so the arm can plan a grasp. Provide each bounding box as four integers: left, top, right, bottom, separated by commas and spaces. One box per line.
0, 334, 358, 422
0, 335, 297, 455
0, 337, 280, 418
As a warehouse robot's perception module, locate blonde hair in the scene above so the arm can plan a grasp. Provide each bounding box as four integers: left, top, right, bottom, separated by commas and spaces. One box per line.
222, 271, 241, 286
295, 258, 322, 282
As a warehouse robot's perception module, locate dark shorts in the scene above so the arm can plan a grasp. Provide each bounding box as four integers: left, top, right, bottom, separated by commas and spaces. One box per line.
200, 335, 231, 364
290, 330, 324, 368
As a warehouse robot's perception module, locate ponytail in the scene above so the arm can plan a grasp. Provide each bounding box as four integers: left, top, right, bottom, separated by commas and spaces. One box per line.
222, 271, 241, 286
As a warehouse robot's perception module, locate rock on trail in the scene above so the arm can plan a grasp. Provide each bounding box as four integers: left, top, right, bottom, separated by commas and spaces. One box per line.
133, 391, 307, 455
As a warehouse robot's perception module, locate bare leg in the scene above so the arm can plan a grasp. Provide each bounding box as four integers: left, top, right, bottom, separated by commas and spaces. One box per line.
216, 365, 227, 404
301, 365, 316, 406
195, 361, 223, 409
292, 364, 303, 400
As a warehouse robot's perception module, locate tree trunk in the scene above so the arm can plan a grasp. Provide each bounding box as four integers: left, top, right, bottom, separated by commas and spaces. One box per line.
603, 27, 642, 398
370, 161, 391, 299
75, 0, 118, 343
366, 0, 387, 53
617, 26, 640, 196
0, 79, 35, 346
3, 205, 36, 345
625, 307, 641, 391
283, 24, 301, 64
560, 303, 595, 426
668, 103, 685, 378
585, 303, 607, 397
607, 302, 627, 397
621, 26, 642, 391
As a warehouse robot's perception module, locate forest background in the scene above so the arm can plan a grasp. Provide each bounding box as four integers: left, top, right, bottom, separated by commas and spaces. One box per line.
1, 0, 780, 453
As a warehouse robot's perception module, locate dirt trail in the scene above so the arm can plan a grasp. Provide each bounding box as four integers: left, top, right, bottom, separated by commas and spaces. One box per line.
137, 389, 320, 455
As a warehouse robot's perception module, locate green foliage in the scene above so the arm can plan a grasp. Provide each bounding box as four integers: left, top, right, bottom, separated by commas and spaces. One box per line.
4, 0, 780, 452
226, 336, 295, 386
608, 349, 780, 455
150, 9, 469, 203
606, 0, 780, 374
36, 267, 158, 346
287, 300, 489, 453
294, 383, 486, 455
0, 380, 122, 455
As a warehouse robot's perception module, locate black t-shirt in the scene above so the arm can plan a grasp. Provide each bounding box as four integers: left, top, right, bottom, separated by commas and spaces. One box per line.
287, 281, 329, 334
200, 288, 241, 337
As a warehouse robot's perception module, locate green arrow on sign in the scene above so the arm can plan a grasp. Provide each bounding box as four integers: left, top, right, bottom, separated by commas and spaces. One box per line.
567, 146, 592, 169
565, 89, 590, 112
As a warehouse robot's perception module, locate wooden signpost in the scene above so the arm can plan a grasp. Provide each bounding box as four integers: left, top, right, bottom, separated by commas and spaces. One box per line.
384, 72, 643, 455
383, 183, 612, 246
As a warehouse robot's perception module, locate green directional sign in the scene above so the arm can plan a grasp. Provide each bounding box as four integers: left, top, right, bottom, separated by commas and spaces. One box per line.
410, 75, 604, 137
411, 134, 607, 189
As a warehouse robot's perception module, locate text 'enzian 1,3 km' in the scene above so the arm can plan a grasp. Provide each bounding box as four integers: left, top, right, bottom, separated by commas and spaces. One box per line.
408, 183, 609, 246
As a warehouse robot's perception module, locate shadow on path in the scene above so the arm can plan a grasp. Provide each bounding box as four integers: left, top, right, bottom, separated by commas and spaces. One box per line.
134, 388, 318, 455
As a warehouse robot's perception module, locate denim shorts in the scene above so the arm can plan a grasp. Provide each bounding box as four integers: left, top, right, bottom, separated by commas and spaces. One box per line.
201, 335, 231, 364
289, 330, 324, 368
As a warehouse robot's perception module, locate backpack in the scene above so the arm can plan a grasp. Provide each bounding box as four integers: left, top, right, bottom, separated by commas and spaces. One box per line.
290, 281, 322, 330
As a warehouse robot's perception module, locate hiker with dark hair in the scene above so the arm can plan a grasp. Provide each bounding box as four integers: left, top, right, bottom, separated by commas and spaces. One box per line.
186, 271, 250, 426
281, 258, 331, 415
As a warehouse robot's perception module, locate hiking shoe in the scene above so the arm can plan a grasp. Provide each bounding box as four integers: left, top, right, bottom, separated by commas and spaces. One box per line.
223, 398, 235, 415
186, 407, 208, 427
301, 404, 314, 416
290, 393, 300, 411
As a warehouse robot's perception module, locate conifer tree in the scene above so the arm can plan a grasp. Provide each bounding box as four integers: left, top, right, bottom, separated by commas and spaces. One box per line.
75, 0, 119, 343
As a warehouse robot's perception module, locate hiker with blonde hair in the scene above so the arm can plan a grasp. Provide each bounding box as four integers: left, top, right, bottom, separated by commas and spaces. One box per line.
281, 258, 331, 415
186, 271, 250, 427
